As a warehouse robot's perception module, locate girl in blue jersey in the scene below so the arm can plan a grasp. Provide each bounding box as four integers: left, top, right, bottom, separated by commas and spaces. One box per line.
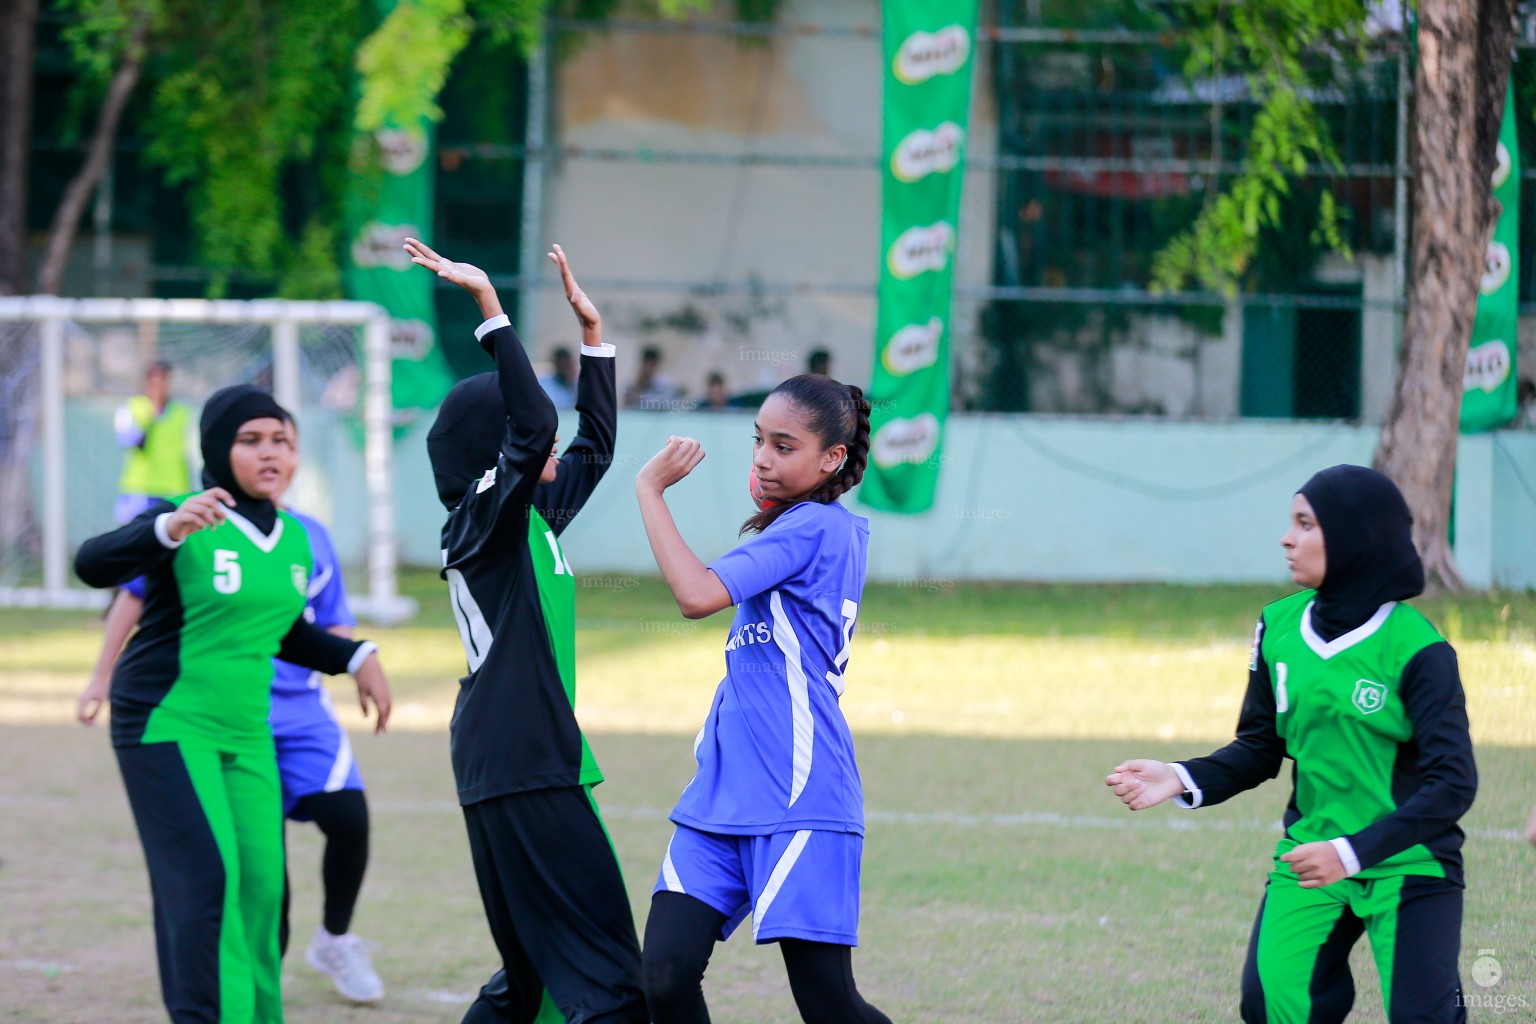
634, 375, 890, 1024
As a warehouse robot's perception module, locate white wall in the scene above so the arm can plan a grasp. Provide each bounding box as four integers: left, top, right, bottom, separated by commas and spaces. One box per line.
50, 405, 1536, 590
386, 411, 1535, 588
528, 0, 996, 402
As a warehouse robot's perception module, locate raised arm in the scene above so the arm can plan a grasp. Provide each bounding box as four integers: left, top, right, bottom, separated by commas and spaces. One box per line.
635, 437, 733, 619
535, 245, 618, 533
409, 238, 557, 539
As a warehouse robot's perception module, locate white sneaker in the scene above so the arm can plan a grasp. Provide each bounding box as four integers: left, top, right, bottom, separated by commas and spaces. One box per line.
305, 927, 385, 1004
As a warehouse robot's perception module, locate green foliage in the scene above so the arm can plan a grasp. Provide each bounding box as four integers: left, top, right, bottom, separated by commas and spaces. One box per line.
137, 0, 372, 292
54, 0, 159, 82
1150, 0, 1368, 295
47, 0, 746, 295
355, 0, 476, 136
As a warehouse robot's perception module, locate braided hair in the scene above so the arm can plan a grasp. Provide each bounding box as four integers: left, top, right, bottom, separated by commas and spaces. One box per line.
741, 374, 872, 535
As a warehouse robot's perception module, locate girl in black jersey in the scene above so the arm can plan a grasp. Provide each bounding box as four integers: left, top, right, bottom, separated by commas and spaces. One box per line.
411, 238, 646, 1024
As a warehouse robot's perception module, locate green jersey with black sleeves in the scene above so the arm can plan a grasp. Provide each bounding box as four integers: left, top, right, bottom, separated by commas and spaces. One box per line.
75, 494, 370, 754
1260, 591, 1449, 878
1177, 589, 1476, 886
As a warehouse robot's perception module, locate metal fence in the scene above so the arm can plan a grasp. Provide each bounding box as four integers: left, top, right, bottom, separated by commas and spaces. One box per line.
36, 4, 1536, 422
471, 6, 1536, 423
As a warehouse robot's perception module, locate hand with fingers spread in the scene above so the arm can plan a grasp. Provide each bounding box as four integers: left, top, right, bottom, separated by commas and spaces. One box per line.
548, 243, 603, 342
403, 237, 504, 320
165, 487, 235, 543
637, 436, 706, 494
1105, 758, 1187, 811
351, 652, 393, 735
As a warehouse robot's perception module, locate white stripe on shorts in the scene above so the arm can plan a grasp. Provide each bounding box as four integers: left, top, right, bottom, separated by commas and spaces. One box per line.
661, 834, 685, 893
752, 829, 811, 940
324, 725, 355, 793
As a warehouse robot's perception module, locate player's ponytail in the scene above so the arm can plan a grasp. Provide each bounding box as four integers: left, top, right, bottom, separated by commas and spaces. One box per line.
741, 375, 871, 535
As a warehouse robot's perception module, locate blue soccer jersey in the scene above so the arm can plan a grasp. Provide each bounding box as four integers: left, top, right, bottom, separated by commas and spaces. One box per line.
671, 500, 870, 836
269, 510, 355, 716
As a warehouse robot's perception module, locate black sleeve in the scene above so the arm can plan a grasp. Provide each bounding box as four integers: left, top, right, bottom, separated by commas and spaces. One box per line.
459, 322, 561, 542
1346, 642, 1477, 870
533, 347, 618, 537
1178, 618, 1287, 807
73, 500, 179, 588
276, 616, 369, 675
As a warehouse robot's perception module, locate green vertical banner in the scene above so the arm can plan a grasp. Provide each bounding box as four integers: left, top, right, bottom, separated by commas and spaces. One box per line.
861, 3, 978, 514
344, 4, 455, 422
1460, 81, 1520, 433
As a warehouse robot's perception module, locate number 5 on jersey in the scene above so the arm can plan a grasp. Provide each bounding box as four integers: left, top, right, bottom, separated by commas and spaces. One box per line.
213, 549, 242, 594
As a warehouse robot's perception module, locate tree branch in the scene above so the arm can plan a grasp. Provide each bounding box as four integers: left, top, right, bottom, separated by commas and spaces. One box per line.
34, 1, 153, 295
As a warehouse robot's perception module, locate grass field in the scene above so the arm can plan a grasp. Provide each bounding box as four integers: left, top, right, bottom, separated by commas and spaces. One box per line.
3, 572, 1535, 1022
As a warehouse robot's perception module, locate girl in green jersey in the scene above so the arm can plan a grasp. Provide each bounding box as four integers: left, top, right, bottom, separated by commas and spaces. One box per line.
1107, 465, 1476, 1024
76, 385, 393, 1024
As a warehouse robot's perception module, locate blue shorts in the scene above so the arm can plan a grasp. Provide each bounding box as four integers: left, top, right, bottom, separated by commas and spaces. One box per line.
271, 688, 364, 820
653, 824, 862, 946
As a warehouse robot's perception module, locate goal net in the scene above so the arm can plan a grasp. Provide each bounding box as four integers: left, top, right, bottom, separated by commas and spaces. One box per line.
0, 298, 413, 621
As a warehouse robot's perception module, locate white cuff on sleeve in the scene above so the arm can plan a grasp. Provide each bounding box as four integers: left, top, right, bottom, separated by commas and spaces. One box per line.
579, 342, 616, 358
475, 314, 512, 341
347, 641, 379, 676
1329, 837, 1362, 877
1169, 762, 1203, 809
154, 512, 186, 549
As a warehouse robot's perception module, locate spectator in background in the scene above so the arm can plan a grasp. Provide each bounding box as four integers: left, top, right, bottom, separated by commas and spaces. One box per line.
540, 347, 579, 410
807, 348, 831, 377
624, 346, 680, 410
701, 372, 732, 412
1517, 376, 1535, 429
114, 362, 192, 523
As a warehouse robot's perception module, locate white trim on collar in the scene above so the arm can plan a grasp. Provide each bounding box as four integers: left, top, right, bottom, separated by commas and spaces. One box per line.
1300, 600, 1395, 659
223, 508, 284, 553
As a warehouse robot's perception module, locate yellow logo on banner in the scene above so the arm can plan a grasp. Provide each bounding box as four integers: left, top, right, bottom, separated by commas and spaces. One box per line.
892, 123, 964, 182
1464, 340, 1512, 393
893, 26, 971, 84
883, 318, 943, 376
887, 223, 953, 279
1481, 242, 1512, 295
871, 414, 941, 468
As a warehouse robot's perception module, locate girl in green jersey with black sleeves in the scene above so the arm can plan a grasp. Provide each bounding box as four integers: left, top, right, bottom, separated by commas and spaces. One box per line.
75, 385, 393, 1024
1107, 465, 1477, 1024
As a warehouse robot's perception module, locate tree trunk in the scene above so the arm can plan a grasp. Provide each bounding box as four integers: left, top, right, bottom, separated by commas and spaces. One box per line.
0, 0, 38, 296
34, 3, 153, 296
1374, 0, 1517, 590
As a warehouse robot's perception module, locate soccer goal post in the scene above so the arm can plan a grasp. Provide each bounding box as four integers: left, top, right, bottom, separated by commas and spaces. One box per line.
0, 297, 415, 623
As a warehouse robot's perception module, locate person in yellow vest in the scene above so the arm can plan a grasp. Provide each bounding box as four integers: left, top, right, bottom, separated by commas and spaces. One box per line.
115, 361, 193, 523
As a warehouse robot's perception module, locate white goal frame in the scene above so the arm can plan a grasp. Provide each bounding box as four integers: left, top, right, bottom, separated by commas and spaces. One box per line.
0, 296, 414, 622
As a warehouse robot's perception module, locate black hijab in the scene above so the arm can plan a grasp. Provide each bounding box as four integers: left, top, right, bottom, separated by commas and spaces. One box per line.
1297, 464, 1424, 641
199, 384, 289, 534
426, 372, 503, 510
